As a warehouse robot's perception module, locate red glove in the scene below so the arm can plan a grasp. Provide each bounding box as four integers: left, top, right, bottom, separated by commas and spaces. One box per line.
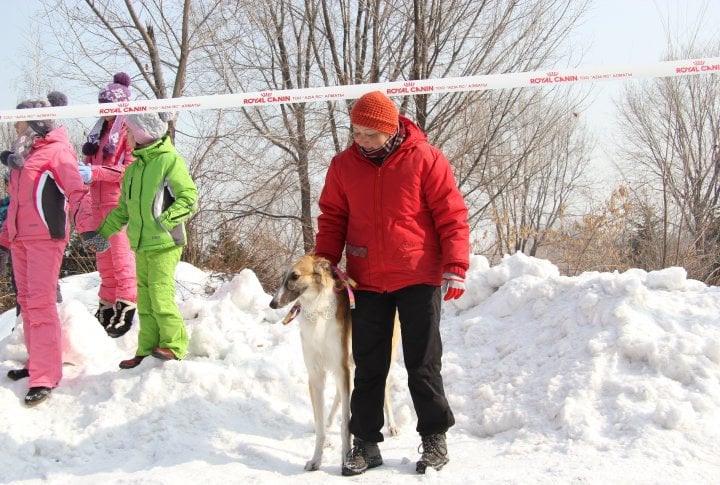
441, 272, 465, 301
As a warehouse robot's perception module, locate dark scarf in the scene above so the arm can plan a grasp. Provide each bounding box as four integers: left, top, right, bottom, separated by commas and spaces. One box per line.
359, 123, 407, 166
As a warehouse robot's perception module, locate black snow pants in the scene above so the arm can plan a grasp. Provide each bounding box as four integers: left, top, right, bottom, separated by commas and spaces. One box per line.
349, 284, 455, 443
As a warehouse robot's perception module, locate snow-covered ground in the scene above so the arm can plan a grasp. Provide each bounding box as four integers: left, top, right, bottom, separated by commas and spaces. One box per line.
1, 253, 719, 484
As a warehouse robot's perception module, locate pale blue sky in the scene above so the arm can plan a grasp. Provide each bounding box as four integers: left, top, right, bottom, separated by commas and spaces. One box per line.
571, 0, 719, 124
574, 0, 718, 65
1, 0, 33, 108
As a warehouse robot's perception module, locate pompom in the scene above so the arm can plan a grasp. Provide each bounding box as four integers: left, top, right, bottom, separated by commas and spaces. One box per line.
113, 72, 131, 87
7, 153, 25, 170
82, 142, 99, 156
102, 144, 117, 157
47, 91, 68, 107
16, 99, 43, 110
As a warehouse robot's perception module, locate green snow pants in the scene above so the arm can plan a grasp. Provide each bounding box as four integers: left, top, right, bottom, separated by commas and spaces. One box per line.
135, 246, 188, 359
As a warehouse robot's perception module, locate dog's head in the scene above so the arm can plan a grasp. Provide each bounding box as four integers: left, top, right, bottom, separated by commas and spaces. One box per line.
269, 254, 336, 309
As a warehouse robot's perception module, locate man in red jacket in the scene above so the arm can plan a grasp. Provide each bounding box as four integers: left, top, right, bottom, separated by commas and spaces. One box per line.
314, 91, 470, 476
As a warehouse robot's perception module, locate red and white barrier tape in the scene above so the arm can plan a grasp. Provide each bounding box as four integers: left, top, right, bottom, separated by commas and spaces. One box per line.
1, 57, 718, 122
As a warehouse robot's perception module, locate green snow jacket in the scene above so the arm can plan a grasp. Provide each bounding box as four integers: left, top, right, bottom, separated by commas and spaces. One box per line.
99, 135, 197, 251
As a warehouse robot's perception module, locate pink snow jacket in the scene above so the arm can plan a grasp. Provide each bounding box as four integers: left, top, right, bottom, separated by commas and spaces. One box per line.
75, 121, 135, 234
84, 121, 134, 210
0, 126, 87, 247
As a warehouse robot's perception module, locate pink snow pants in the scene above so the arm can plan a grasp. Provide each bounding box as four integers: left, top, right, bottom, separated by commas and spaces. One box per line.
12, 239, 66, 389
94, 204, 136, 304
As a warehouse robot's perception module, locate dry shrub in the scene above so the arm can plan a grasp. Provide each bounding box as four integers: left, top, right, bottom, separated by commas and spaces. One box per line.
202, 219, 296, 293
542, 185, 720, 283
548, 186, 635, 275
0, 278, 15, 314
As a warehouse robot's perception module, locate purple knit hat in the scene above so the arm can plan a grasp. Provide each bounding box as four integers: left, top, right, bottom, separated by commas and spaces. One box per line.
16, 91, 68, 137
98, 72, 132, 103
0, 91, 68, 170
83, 72, 133, 157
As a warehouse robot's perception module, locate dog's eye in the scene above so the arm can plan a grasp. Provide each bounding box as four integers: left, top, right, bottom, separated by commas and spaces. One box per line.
289, 272, 300, 281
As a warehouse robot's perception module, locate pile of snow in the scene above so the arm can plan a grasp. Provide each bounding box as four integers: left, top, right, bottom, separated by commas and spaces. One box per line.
1, 254, 719, 484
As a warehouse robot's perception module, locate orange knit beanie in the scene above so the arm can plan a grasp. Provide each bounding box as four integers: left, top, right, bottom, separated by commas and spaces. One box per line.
350, 91, 399, 135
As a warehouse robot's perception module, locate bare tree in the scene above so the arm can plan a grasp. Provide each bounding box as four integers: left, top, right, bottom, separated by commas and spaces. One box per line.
617, 43, 720, 281
29, 0, 595, 284
382, 0, 593, 246
489, 96, 592, 257
220, 0, 592, 258
36, 0, 239, 267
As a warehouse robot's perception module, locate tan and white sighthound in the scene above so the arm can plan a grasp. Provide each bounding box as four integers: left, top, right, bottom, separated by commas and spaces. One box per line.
270, 254, 399, 471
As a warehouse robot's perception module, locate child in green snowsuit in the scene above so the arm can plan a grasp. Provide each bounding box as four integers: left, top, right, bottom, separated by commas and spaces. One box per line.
84, 111, 197, 369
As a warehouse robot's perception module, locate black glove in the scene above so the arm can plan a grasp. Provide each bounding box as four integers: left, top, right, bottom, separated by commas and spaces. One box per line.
81, 231, 110, 253
0, 246, 9, 277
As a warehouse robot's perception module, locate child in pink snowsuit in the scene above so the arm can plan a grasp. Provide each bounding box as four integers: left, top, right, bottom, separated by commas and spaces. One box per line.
77, 72, 137, 338
0, 91, 88, 407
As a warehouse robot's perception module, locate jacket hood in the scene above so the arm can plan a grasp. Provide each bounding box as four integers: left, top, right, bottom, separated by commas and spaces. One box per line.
33, 126, 70, 149
398, 114, 428, 144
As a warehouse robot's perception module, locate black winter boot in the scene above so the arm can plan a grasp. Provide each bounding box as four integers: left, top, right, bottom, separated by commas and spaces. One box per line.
95, 299, 114, 331
342, 437, 383, 476
107, 299, 136, 338
416, 432, 449, 473
24, 386, 52, 407
7, 368, 29, 381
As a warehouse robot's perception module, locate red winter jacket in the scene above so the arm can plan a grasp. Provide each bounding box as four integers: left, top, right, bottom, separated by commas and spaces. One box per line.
315, 115, 470, 293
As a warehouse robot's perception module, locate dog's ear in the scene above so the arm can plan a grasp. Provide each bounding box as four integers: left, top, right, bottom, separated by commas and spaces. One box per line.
313, 258, 332, 283
314, 258, 333, 286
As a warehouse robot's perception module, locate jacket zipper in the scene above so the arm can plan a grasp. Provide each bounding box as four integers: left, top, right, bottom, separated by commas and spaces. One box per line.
135, 157, 145, 249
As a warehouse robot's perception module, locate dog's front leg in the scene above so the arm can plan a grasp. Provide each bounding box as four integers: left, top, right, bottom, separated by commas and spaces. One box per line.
305, 371, 326, 471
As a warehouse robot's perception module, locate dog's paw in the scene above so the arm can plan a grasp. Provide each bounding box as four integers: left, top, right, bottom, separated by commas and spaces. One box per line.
387, 425, 400, 437
304, 459, 321, 471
